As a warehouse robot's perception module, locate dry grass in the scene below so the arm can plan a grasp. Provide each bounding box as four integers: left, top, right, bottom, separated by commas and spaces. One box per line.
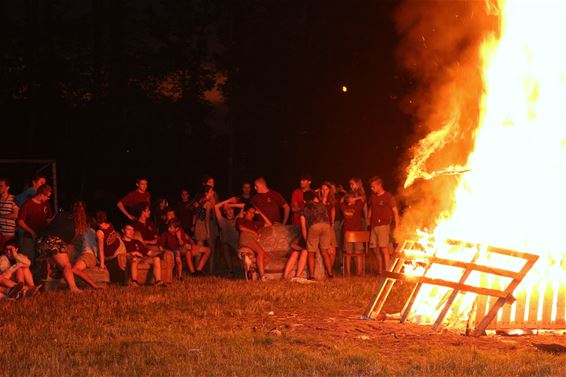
1, 277, 565, 376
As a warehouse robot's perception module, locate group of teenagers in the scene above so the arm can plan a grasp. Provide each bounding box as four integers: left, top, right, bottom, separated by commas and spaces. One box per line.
0, 172, 399, 298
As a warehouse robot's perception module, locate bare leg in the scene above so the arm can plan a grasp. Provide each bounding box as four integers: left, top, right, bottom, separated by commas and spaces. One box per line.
130, 259, 139, 283
379, 247, 390, 273
53, 253, 80, 292
175, 256, 183, 278
296, 250, 308, 277
196, 246, 212, 271
72, 260, 101, 289
283, 252, 299, 279
355, 255, 363, 276
221, 243, 233, 274
15, 268, 25, 284
22, 267, 35, 286
152, 257, 162, 281
307, 253, 315, 278
371, 248, 382, 274
345, 255, 351, 276
321, 249, 334, 277
184, 252, 195, 273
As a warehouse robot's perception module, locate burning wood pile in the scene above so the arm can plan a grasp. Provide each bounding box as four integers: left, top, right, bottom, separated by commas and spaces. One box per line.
370, 0, 565, 335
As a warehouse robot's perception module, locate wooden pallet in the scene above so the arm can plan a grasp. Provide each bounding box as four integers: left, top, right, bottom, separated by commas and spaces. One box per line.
476, 275, 566, 331
363, 239, 539, 336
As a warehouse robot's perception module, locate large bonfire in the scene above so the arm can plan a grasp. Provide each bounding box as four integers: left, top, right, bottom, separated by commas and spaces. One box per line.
398, 0, 565, 329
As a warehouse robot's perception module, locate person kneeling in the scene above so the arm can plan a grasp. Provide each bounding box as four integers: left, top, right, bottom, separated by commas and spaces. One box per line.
122, 224, 163, 286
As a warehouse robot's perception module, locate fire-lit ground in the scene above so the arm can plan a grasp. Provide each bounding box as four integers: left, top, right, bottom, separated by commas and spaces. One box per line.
1, 277, 565, 376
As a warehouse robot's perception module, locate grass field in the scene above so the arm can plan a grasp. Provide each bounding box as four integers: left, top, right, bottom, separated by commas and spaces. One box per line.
1, 276, 565, 376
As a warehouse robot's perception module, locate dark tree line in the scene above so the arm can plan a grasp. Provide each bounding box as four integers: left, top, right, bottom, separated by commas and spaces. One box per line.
1, 0, 410, 212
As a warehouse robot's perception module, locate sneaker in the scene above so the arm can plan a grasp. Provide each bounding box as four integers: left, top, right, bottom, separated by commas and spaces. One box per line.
129, 280, 140, 287
25, 284, 43, 298
7, 282, 24, 299
153, 280, 164, 287
260, 275, 269, 282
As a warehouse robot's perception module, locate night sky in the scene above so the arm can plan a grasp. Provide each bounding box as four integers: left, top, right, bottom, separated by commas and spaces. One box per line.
0, 0, 412, 216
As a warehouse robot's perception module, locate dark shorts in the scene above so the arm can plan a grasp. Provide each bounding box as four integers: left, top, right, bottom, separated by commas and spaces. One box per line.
36, 236, 68, 259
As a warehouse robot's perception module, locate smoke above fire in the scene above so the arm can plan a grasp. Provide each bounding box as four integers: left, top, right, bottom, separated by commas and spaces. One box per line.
394, 0, 501, 237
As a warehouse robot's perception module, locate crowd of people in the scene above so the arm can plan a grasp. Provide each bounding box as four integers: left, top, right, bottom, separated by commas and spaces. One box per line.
0, 173, 399, 299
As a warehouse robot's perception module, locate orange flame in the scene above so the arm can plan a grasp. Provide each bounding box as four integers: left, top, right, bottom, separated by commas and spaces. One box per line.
400, 0, 566, 328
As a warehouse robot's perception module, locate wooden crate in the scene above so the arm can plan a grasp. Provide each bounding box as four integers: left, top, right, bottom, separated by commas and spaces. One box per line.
364, 238, 539, 336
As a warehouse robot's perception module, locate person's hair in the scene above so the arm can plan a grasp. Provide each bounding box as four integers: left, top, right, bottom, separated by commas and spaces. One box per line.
32, 174, 47, 183
303, 190, 316, 202
0, 178, 10, 186
167, 218, 181, 228
95, 210, 108, 225
36, 184, 52, 196
133, 203, 150, 218
196, 185, 213, 202
3, 238, 18, 250
201, 175, 214, 185
349, 177, 365, 196
319, 181, 336, 205
165, 207, 175, 214
369, 176, 383, 185
73, 201, 89, 237
299, 174, 312, 182
343, 193, 353, 202
180, 188, 190, 195
243, 203, 255, 213
136, 177, 148, 184
242, 181, 251, 187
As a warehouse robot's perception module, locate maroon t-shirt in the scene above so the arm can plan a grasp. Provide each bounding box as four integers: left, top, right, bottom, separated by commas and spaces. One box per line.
368, 192, 396, 227
176, 201, 195, 230
133, 219, 157, 241
120, 190, 151, 211
159, 231, 181, 250
236, 218, 261, 233
342, 201, 364, 231
18, 199, 52, 235
290, 188, 306, 225
99, 224, 121, 258
123, 238, 149, 256
251, 190, 287, 224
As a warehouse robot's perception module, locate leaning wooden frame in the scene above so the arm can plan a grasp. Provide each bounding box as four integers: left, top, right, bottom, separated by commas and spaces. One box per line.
364, 238, 539, 336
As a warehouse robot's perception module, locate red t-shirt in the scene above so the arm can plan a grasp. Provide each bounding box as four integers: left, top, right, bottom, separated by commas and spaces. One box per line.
291, 189, 306, 225
120, 190, 151, 211
123, 238, 149, 256
176, 200, 195, 230
159, 231, 182, 250
133, 219, 157, 241
368, 192, 396, 227
236, 218, 261, 233
251, 190, 287, 224
342, 201, 364, 231
18, 198, 52, 235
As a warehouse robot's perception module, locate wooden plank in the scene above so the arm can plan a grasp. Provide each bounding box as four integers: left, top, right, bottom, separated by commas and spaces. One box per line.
396, 254, 521, 280
475, 273, 489, 329
555, 283, 566, 327
432, 251, 480, 331
525, 282, 540, 328
486, 245, 539, 262
540, 281, 555, 327
498, 278, 513, 328
400, 246, 440, 324
363, 243, 407, 318
513, 287, 527, 328
382, 271, 508, 298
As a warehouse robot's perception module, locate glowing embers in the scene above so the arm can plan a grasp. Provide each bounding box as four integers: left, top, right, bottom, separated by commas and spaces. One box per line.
364, 239, 539, 336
